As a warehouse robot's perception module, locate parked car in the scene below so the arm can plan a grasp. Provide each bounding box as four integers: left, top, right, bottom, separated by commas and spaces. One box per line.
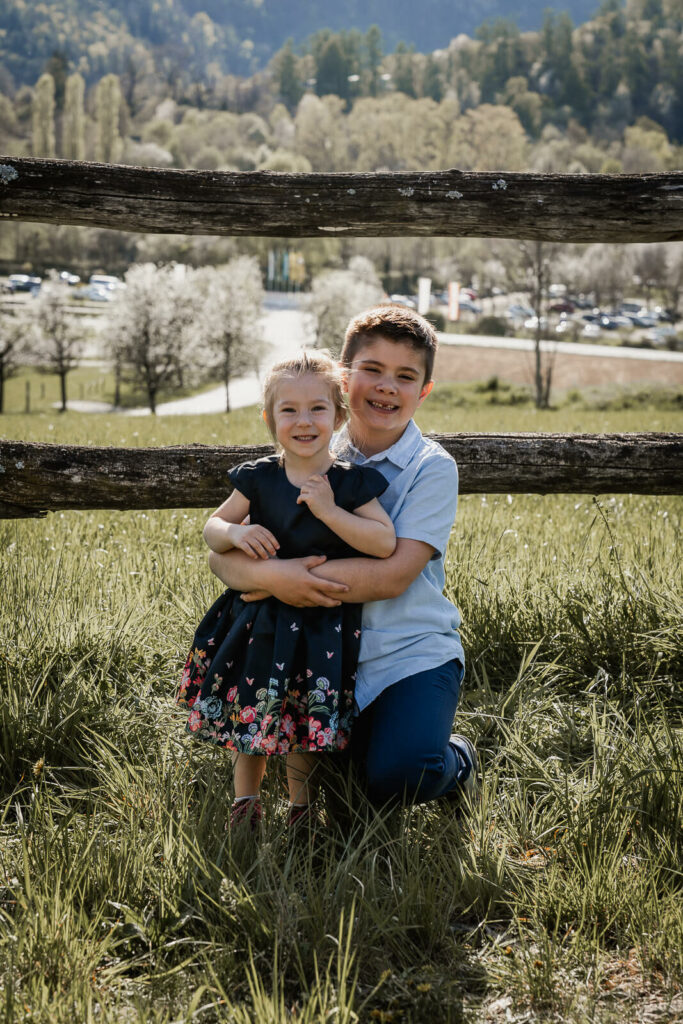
619, 301, 643, 315
647, 326, 678, 348
388, 293, 416, 308
506, 303, 535, 320
7, 273, 42, 293
625, 312, 658, 328
73, 284, 114, 302
523, 316, 548, 330
549, 299, 575, 314
604, 313, 633, 329
89, 273, 124, 291
59, 271, 80, 286
598, 315, 622, 330
458, 298, 482, 314
581, 323, 601, 338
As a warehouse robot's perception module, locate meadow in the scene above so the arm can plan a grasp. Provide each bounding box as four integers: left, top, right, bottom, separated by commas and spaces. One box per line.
1, 387, 682, 1023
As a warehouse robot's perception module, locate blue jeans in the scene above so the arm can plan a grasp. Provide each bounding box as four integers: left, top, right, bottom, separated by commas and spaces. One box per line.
350, 658, 468, 806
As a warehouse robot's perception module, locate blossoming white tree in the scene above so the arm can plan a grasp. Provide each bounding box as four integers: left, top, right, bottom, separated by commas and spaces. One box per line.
194, 257, 265, 413
106, 263, 202, 414
306, 256, 384, 355
30, 277, 83, 413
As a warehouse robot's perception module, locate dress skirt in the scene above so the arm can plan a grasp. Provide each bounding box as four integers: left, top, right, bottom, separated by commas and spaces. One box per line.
177, 589, 361, 755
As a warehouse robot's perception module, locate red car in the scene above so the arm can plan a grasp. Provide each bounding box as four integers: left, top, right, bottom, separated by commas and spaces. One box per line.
549, 299, 575, 314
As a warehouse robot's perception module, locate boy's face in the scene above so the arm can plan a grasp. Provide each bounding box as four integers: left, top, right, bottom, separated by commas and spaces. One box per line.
342, 335, 433, 455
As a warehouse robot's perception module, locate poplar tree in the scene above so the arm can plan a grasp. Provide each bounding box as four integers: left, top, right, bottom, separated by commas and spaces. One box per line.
63, 73, 85, 160
95, 74, 123, 163
31, 73, 56, 157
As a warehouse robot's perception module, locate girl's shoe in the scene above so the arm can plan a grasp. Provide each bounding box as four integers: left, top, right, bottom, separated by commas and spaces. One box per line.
229, 796, 262, 831
287, 802, 324, 835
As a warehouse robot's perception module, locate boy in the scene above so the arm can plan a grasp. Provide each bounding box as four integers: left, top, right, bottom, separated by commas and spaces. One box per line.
208, 304, 476, 805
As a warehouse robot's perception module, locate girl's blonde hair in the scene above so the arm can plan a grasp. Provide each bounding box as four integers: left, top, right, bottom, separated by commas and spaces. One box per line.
262, 349, 347, 441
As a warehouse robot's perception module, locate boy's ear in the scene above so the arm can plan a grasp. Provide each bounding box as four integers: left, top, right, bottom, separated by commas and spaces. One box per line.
262, 409, 268, 422
339, 365, 349, 393
418, 380, 434, 403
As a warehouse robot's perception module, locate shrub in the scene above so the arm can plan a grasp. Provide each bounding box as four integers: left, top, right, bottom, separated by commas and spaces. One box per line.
474, 315, 507, 336
426, 308, 446, 331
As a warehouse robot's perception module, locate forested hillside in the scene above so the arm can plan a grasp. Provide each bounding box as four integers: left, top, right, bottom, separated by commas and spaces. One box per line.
0, 0, 624, 85
0, 0, 680, 280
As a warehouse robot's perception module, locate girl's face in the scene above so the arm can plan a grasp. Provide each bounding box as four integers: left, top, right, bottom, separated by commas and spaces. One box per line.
270, 373, 343, 463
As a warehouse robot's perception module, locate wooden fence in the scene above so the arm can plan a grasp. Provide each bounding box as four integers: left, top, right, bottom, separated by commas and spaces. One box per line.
1, 157, 682, 516
1, 158, 682, 242
0, 434, 680, 518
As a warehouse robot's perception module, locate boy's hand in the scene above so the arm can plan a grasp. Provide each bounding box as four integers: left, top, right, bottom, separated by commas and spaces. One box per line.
240, 555, 348, 607
229, 523, 279, 560
297, 474, 336, 520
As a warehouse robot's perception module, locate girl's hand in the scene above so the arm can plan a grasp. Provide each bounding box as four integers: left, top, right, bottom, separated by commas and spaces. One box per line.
229, 523, 279, 560
297, 474, 336, 520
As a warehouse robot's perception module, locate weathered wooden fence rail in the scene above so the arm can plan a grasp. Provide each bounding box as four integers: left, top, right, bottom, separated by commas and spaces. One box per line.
1, 158, 682, 242
1, 434, 681, 518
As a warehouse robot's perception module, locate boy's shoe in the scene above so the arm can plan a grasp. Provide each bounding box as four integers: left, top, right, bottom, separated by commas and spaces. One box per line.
446, 734, 479, 803
229, 796, 262, 832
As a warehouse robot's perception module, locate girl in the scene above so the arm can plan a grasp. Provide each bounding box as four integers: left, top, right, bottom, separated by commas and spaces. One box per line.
177, 351, 395, 830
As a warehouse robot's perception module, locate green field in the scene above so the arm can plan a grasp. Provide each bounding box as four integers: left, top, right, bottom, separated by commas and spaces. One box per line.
1, 394, 681, 1023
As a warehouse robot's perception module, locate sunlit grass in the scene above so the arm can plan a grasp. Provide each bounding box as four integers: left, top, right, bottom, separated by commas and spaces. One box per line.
1, 397, 681, 1022
1, 380, 682, 446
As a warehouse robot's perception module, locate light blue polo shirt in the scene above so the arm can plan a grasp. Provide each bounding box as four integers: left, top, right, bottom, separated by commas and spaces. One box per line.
333, 419, 464, 711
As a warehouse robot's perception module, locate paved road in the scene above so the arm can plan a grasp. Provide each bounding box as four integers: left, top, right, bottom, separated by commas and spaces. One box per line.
438, 332, 683, 362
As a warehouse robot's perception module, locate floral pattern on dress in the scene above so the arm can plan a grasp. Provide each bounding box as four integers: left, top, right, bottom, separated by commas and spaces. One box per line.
177, 455, 385, 758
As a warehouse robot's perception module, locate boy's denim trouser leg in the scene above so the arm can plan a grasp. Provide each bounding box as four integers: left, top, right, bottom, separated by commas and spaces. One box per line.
351, 658, 467, 807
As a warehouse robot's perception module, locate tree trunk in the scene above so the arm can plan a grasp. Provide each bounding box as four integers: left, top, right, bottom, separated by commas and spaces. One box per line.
59, 370, 67, 413
148, 386, 156, 415
0, 359, 4, 415
533, 240, 546, 410
224, 348, 231, 414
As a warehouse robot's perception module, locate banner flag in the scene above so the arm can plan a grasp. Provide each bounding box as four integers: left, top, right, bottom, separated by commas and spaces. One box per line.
448, 282, 460, 321
417, 277, 431, 315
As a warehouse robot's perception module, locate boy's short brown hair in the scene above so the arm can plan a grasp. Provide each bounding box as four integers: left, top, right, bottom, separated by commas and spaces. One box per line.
341, 304, 438, 384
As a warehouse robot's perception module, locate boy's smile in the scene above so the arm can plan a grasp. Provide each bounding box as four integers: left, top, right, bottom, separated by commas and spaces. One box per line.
343, 336, 433, 455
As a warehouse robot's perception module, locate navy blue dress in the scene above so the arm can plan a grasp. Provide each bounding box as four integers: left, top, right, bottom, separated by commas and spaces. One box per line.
177, 455, 387, 755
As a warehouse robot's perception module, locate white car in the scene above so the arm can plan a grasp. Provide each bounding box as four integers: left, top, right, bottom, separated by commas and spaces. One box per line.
89, 274, 125, 291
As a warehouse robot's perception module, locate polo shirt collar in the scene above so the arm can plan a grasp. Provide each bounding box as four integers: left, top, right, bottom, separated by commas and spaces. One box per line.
335, 419, 422, 469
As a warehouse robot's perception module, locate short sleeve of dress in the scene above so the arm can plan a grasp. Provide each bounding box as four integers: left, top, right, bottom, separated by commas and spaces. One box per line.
227, 459, 263, 501
338, 463, 388, 511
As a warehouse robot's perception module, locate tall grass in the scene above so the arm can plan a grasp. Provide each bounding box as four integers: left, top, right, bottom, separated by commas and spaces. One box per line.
1, 395, 681, 1022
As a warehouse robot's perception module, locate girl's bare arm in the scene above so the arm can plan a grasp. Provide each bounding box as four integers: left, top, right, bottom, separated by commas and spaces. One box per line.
203, 489, 279, 560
